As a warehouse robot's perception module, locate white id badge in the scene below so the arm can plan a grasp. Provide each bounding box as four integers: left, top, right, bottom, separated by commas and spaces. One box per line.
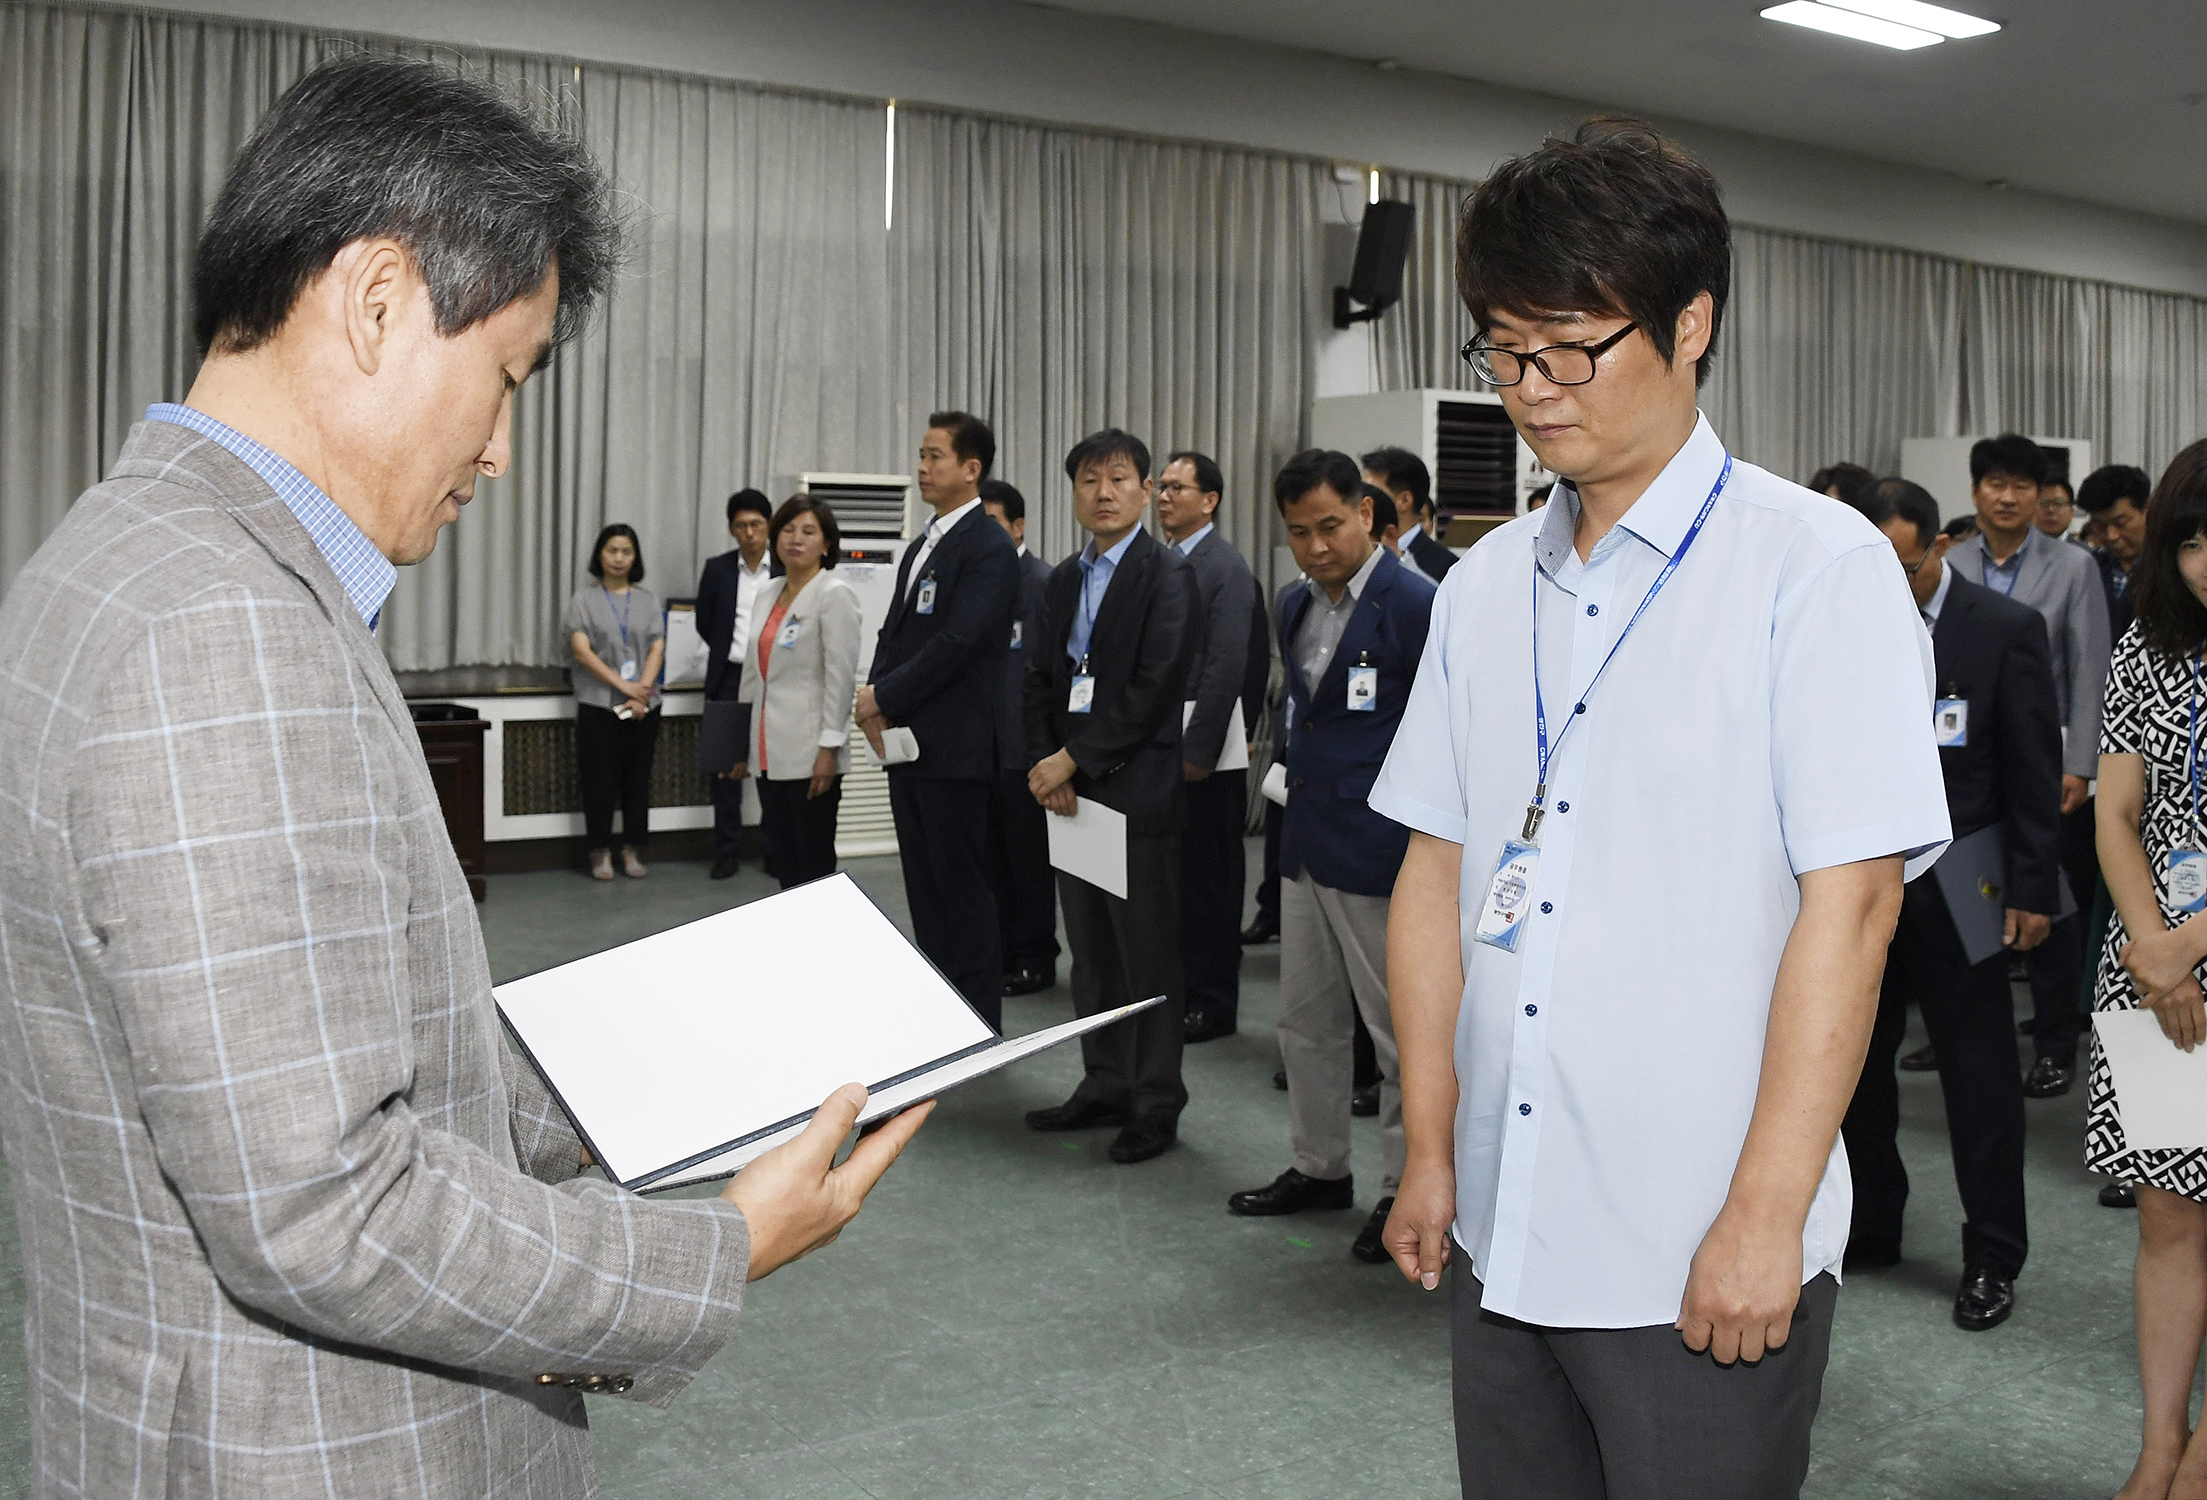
1068, 675, 1096, 714
618, 658, 638, 680
1011, 619, 1024, 650
2171, 849, 2207, 913
916, 577, 938, 615
1933, 698, 1968, 748
1474, 840, 1542, 953
777, 618, 802, 649
1347, 665, 1379, 712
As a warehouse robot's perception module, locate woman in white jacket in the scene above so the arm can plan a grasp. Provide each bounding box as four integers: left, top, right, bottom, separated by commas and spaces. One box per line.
733, 496, 862, 888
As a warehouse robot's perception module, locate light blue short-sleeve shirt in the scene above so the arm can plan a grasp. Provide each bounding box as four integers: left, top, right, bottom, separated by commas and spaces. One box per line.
1369, 412, 1951, 1329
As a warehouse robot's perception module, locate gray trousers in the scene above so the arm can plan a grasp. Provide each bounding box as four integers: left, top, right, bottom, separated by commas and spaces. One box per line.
1452, 1261, 1838, 1500
1279, 873, 1402, 1190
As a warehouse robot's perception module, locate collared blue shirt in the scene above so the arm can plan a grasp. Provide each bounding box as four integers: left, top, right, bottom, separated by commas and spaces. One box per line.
145, 403, 397, 630
1174, 521, 1215, 557
1066, 527, 1139, 664
1977, 533, 2028, 597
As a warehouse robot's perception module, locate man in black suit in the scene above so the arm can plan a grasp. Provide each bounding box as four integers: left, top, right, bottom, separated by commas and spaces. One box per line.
1154, 449, 1262, 1043
1024, 429, 1202, 1164
1840, 478, 2061, 1334
694, 488, 776, 879
2077, 463, 2150, 641
1362, 446, 1456, 585
981, 477, 1061, 997
855, 412, 1021, 1030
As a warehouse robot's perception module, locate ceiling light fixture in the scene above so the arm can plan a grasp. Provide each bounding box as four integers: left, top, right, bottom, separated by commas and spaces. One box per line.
1760, 2, 1942, 49
1821, 0, 2001, 38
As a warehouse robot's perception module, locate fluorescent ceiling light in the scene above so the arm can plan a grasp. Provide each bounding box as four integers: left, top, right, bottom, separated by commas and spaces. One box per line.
1824, 0, 2001, 38
1760, 1, 1943, 49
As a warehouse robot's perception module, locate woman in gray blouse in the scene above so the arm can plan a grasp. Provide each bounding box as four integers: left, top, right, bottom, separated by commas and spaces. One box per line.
564, 524, 665, 880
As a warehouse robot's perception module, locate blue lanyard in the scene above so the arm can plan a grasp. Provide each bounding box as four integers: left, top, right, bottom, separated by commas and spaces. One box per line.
601, 585, 632, 653
1524, 454, 1733, 842
2191, 656, 2202, 845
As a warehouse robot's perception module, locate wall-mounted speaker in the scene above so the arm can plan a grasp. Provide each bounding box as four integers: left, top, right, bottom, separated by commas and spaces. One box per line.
1334, 199, 1415, 329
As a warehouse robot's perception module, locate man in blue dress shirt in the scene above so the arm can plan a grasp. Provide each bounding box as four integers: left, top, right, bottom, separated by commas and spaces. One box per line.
1372, 119, 1950, 1497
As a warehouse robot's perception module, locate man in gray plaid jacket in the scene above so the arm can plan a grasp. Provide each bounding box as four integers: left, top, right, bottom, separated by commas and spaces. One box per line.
0, 55, 928, 1498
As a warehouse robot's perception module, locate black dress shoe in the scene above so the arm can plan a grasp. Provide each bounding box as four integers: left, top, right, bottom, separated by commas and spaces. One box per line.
1003, 966, 1053, 997
2100, 1182, 2138, 1209
1897, 1043, 1938, 1072
1024, 1096, 1128, 1132
1228, 1168, 1355, 1216
1351, 1083, 1380, 1118
1272, 1070, 1288, 1091
1842, 1239, 1901, 1272
1240, 915, 1280, 945
1953, 1266, 2015, 1331
1351, 1197, 1394, 1263
709, 853, 742, 880
1107, 1121, 1176, 1164
2023, 1054, 2075, 1098
1184, 1010, 1238, 1043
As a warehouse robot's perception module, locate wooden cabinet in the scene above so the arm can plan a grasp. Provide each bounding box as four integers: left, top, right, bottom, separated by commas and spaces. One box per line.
411, 704, 489, 901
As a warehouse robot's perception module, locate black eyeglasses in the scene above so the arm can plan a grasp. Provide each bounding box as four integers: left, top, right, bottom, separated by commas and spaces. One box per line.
1461, 323, 1638, 387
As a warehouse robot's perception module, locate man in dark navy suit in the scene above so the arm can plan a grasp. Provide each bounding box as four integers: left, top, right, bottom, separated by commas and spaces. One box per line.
1024, 429, 1202, 1164
981, 478, 1061, 997
856, 412, 1021, 1030
694, 488, 775, 878
1363, 446, 1456, 585
1228, 450, 1435, 1264
1840, 478, 2060, 1334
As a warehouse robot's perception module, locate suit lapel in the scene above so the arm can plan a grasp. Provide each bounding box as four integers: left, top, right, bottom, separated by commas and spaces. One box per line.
1280, 583, 1316, 709
1089, 529, 1154, 661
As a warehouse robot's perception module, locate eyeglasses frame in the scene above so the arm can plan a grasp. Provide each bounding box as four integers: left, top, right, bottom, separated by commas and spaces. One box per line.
1461, 322, 1640, 388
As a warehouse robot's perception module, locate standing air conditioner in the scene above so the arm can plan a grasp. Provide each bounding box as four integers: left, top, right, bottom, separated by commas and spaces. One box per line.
1310, 389, 1544, 555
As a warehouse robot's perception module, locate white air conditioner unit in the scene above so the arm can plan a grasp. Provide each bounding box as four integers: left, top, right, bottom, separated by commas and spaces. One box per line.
1310, 389, 1543, 553
1901, 436, 2095, 527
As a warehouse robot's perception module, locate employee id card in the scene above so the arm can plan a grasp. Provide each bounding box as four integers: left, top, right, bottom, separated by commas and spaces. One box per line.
916, 577, 938, 615
1347, 664, 1378, 712
2171, 848, 2207, 913
1474, 839, 1541, 953
777, 618, 803, 649
1068, 674, 1095, 713
619, 658, 637, 680
1934, 698, 1968, 748
1010, 619, 1023, 649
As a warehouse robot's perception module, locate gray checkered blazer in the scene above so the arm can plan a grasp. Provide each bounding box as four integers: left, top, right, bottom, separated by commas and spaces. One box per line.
0, 421, 751, 1497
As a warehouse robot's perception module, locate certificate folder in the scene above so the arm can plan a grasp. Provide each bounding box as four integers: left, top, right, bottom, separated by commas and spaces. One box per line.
495, 873, 1162, 1193
1930, 822, 2076, 968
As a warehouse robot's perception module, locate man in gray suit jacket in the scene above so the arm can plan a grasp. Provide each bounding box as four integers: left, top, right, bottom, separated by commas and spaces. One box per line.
0, 56, 924, 1498
1945, 433, 2112, 1097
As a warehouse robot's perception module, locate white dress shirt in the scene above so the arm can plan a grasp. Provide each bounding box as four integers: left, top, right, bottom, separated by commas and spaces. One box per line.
1370, 413, 1951, 1328
905, 495, 984, 596
1919, 559, 1953, 628
1174, 521, 1215, 556
728, 550, 773, 667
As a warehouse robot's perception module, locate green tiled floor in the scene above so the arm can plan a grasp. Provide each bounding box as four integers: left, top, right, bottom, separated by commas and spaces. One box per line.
0, 848, 2161, 1497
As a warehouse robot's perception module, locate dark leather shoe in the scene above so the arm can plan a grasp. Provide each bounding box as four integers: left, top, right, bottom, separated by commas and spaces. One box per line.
1351, 1197, 1394, 1263
1003, 966, 1053, 997
1842, 1239, 1901, 1272
1106, 1121, 1176, 1163
1184, 1010, 1237, 1043
709, 854, 741, 880
2100, 1182, 2138, 1209
1954, 1267, 2015, 1331
1228, 1168, 1355, 1216
1351, 1083, 1380, 1118
1025, 1096, 1127, 1132
1897, 1043, 1938, 1073
2023, 1054, 2075, 1098
1272, 1070, 1288, 1091
1240, 915, 1280, 944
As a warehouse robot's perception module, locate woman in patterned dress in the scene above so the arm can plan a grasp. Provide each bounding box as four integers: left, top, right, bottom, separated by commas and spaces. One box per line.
2091, 440, 2207, 1500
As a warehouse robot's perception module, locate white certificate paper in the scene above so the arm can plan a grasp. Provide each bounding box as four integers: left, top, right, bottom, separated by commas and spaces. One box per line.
1182, 699, 1250, 773
1047, 796, 1128, 899
2098, 1009, 2207, 1149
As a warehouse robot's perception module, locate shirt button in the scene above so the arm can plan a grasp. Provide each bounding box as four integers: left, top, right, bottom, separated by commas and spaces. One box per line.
1524, 1004, 1537, 1016
1573, 703, 1586, 714
1586, 603, 1599, 616
1557, 801, 1570, 813
1539, 902, 1552, 914
1519, 1103, 1532, 1116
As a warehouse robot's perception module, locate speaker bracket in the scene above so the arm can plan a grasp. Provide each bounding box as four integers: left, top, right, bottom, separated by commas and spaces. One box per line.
1333, 287, 1389, 330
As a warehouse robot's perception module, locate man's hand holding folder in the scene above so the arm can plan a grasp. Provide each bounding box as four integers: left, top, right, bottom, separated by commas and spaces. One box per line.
723, 1084, 934, 1277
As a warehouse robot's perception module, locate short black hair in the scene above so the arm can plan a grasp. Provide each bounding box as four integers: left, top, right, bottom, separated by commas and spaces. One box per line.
1942, 514, 1980, 541
1273, 449, 1364, 513
1164, 450, 1225, 499
769, 495, 841, 568
927, 411, 996, 479
978, 477, 1026, 524
586, 522, 644, 584
2130, 442, 2207, 659
193, 53, 619, 358
1064, 428, 1151, 484
1969, 433, 2049, 488
2043, 477, 2073, 500
1807, 463, 1876, 509
1457, 116, 1729, 386
727, 488, 772, 524
1365, 484, 1399, 538
2077, 464, 2153, 516
1360, 447, 1432, 513
1848, 477, 1941, 553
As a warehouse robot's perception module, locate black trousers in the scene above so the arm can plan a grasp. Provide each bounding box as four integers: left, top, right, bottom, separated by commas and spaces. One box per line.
987, 769, 1061, 973
757, 775, 841, 890
709, 669, 748, 860
1254, 800, 1283, 926
1178, 769, 1246, 1022
574, 703, 659, 852
1842, 876, 2029, 1279
1059, 832, 1187, 1126
1452, 1261, 1836, 1500
889, 774, 1003, 1031
2026, 798, 2097, 1062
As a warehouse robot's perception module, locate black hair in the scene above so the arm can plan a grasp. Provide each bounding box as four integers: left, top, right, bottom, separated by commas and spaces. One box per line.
979, 477, 1026, 524
586, 522, 644, 584
1942, 514, 1980, 541
2130, 442, 2207, 659
1457, 116, 1729, 386
193, 53, 619, 358
927, 410, 996, 479
1848, 477, 1941, 553
1365, 484, 1399, 538
2077, 464, 2153, 516
1064, 428, 1151, 484
1273, 449, 1365, 513
769, 495, 841, 568
1807, 462, 1876, 509
1164, 450, 1226, 499
726, 488, 772, 524
1969, 433, 2049, 488
2043, 477, 2073, 500
1360, 447, 1432, 513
